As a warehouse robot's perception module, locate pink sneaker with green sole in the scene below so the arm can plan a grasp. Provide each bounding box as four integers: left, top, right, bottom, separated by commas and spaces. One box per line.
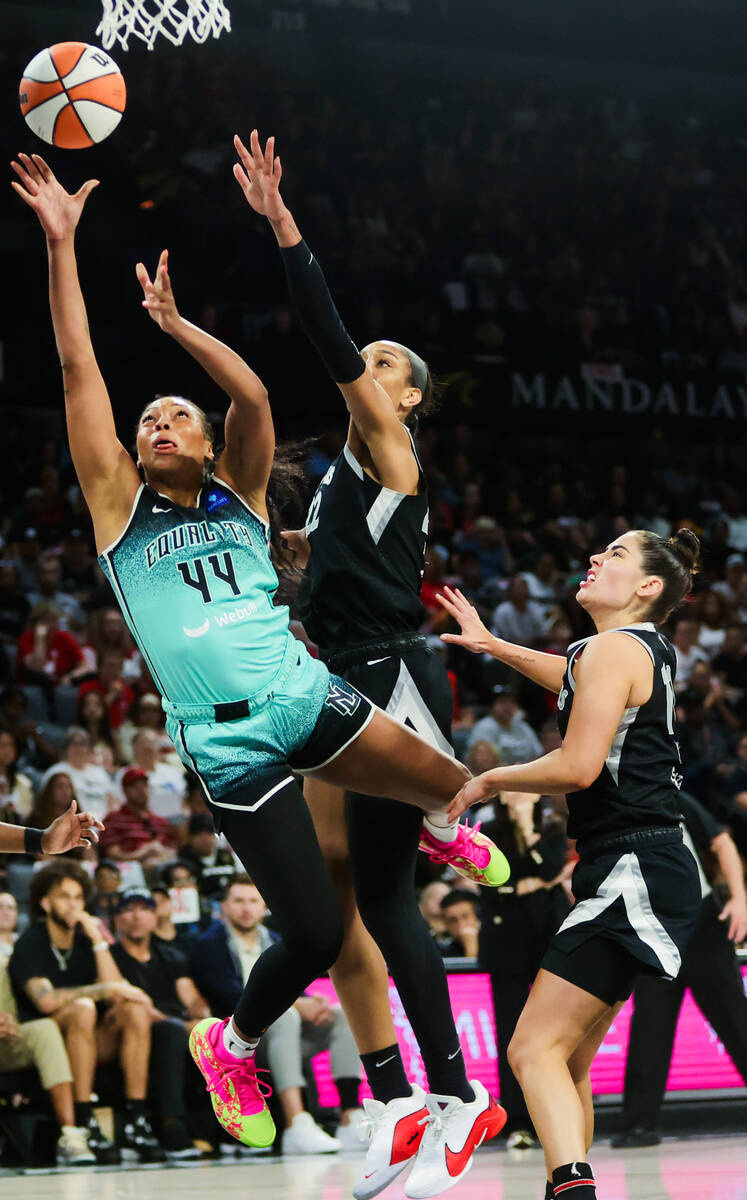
418, 823, 510, 888
189, 1017, 276, 1148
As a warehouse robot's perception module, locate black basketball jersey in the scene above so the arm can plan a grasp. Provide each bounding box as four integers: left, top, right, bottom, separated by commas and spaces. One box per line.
298, 433, 428, 651
556, 623, 683, 843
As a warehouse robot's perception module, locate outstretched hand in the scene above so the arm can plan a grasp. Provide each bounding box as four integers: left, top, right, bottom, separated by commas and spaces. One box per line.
10, 153, 98, 241
233, 130, 288, 223
41, 800, 105, 855
135, 249, 181, 334
446, 773, 500, 822
436, 586, 494, 655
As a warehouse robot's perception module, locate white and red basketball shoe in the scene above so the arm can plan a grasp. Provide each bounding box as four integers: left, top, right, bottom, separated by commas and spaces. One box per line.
404, 1081, 506, 1198
353, 1084, 429, 1200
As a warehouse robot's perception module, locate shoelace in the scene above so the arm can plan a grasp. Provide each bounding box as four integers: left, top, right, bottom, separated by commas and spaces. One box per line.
207, 1062, 273, 1100
360, 1104, 386, 1141
423, 822, 486, 865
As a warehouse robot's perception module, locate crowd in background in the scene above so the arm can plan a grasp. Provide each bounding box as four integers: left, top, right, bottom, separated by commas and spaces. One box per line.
0, 20, 746, 1170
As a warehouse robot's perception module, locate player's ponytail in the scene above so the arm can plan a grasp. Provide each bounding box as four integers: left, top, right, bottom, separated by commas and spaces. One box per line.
638, 528, 701, 623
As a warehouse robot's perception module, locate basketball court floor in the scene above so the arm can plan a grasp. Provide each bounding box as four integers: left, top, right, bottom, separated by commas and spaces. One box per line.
1, 1137, 745, 1200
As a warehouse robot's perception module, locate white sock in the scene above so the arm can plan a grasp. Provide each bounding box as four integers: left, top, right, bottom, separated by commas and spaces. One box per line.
223, 1018, 260, 1059
423, 812, 460, 843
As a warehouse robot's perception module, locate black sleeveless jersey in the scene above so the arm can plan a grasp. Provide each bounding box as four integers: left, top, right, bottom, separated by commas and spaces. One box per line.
556, 623, 683, 843
298, 435, 428, 652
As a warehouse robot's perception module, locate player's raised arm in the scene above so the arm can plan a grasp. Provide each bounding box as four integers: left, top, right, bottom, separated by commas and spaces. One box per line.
233, 131, 416, 491
11, 154, 140, 550
136, 250, 274, 518
436, 586, 567, 694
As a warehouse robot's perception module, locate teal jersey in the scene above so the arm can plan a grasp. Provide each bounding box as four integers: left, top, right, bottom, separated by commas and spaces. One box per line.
98, 479, 294, 705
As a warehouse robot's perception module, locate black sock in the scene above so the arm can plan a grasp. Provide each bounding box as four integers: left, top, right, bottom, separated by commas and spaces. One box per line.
74, 1100, 92, 1127
552, 1161, 596, 1197
545, 1184, 555, 1200
334, 1076, 361, 1112
361, 1045, 411, 1104
125, 1099, 147, 1121
426, 1041, 475, 1104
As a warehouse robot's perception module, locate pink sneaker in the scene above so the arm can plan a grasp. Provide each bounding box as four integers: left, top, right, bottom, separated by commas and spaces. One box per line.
418, 823, 509, 888
189, 1018, 276, 1148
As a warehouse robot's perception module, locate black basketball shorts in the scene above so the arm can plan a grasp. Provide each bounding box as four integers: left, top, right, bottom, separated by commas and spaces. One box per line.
542, 832, 701, 1005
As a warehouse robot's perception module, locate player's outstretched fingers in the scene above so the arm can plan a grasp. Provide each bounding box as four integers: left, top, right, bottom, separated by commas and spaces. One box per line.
30, 153, 53, 181
10, 158, 39, 193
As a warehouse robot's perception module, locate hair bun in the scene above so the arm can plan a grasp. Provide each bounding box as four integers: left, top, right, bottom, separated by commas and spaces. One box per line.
668, 528, 701, 574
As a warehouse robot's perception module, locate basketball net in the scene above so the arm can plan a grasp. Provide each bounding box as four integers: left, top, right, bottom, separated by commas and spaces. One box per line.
97, 0, 231, 50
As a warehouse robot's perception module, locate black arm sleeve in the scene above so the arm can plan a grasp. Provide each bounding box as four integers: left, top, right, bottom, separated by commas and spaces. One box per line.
279, 240, 366, 385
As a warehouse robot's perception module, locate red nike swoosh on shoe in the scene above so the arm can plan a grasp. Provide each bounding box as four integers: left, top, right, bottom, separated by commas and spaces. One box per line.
444, 1098, 507, 1178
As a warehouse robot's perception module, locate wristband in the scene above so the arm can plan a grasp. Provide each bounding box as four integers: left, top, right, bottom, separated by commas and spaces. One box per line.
24, 827, 44, 854
92, 942, 109, 953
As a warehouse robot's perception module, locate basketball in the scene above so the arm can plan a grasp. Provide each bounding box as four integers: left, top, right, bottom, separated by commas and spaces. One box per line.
19, 41, 126, 149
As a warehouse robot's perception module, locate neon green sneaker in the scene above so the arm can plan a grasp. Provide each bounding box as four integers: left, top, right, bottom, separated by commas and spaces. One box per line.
418, 822, 510, 887
189, 1017, 275, 1148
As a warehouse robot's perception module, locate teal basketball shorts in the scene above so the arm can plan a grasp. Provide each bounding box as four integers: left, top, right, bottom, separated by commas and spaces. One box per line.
165, 639, 374, 811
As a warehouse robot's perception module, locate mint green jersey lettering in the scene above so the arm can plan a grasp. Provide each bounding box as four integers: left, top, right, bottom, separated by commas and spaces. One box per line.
98, 480, 294, 704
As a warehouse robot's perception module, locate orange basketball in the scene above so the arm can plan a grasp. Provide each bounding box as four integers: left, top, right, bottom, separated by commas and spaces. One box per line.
19, 42, 126, 149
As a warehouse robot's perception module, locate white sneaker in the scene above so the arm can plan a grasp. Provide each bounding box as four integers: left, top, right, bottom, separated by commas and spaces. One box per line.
353, 1085, 429, 1200
506, 1128, 537, 1150
404, 1081, 506, 1199
281, 1112, 342, 1155
336, 1108, 367, 1150
56, 1125, 96, 1166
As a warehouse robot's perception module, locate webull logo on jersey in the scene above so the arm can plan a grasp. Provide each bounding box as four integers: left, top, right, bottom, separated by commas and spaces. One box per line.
144, 520, 253, 569
183, 600, 259, 638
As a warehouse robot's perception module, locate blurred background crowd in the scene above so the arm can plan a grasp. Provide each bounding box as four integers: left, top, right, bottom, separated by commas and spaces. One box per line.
0, 0, 745, 1172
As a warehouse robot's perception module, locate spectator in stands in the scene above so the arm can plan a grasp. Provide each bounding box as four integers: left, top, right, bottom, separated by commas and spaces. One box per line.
8, 861, 163, 1164
10, 530, 43, 593
438, 889, 480, 957
678, 685, 736, 806
0, 892, 87, 1165
0, 561, 30, 644
520, 552, 560, 614
110, 888, 206, 1159
59, 530, 97, 606
0, 892, 17, 965
693, 590, 729, 656
418, 881, 452, 951
478, 792, 570, 1150
671, 615, 708, 692
721, 732, 747, 858
150, 884, 201, 963
78, 651, 135, 732
82, 609, 142, 684
99, 767, 177, 871
0, 729, 33, 823
0, 686, 57, 772
90, 860, 123, 932
117, 692, 175, 766
15, 606, 85, 692
612, 793, 747, 1147
712, 624, 747, 720
190, 875, 361, 1153
25, 553, 85, 633
40, 729, 116, 821
467, 684, 543, 764
178, 814, 235, 899
491, 576, 545, 645
713, 554, 747, 622
118, 730, 186, 821
681, 661, 740, 737
75, 690, 116, 761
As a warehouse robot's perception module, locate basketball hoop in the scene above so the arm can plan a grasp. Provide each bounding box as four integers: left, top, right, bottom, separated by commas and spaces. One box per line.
97, 0, 231, 51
